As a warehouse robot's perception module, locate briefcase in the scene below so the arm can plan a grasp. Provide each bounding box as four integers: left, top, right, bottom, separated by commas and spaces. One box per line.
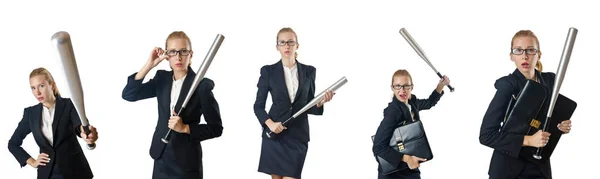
372, 120, 433, 175
501, 80, 577, 164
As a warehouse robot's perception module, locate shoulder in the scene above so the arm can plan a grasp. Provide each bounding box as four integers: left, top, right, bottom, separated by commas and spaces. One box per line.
541, 72, 556, 80
198, 78, 215, 92
493, 74, 516, 91
24, 103, 40, 113
299, 62, 316, 72
383, 100, 402, 117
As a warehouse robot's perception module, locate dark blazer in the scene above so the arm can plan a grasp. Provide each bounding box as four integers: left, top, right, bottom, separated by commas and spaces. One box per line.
8, 96, 93, 179
122, 66, 223, 171
479, 69, 555, 179
372, 90, 443, 174
253, 60, 324, 142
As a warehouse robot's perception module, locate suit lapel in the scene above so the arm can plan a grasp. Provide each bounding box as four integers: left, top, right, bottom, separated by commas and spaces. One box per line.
292, 62, 305, 104
31, 104, 52, 148
174, 68, 197, 114
162, 71, 174, 115
275, 60, 292, 104
51, 97, 66, 146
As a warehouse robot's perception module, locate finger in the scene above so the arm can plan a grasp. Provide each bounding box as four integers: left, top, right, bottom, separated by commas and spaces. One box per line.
41, 153, 49, 157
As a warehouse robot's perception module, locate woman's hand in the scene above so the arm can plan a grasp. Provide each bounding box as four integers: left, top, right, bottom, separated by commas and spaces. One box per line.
402, 154, 427, 170
558, 120, 572, 134
28, 153, 50, 168
435, 75, 450, 94
524, 130, 551, 147
317, 90, 335, 107
266, 119, 286, 134
80, 125, 98, 144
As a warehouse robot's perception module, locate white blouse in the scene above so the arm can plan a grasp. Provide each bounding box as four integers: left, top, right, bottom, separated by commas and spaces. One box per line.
170, 75, 187, 115
406, 103, 415, 121
41, 105, 56, 146
283, 63, 299, 103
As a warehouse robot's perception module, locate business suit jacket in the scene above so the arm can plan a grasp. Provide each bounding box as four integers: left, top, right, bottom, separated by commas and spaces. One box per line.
122, 66, 223, 172
480, 69, 555, 179
254, 60, 324, 142
372, 90, 443, 174
8, 96, 93, 179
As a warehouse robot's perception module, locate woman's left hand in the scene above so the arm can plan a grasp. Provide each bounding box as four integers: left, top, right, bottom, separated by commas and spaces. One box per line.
558, 120, 572, 134
318, 90, 335, 107
80, 125, 98, 144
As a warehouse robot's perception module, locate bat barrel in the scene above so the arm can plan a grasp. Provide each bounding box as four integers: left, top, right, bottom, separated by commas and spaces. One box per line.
267, 77, 348, 139
400, 28, 454, 92
51, 31, 95, 149
534, 27, 577, 160
162, 34, 225, 143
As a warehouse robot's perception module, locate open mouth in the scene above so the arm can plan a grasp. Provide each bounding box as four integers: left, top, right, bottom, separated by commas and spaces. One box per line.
521, 62, 530, 69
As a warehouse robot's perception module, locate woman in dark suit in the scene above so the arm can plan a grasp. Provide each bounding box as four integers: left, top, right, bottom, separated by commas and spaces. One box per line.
121, 31, 223, 179
479, 30, 572, 179
372, 69, 449, 179
253, 27, 334, 179
8, 67, 98, 179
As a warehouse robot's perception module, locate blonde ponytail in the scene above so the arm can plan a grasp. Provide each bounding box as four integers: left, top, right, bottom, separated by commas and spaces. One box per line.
535, 61, 543, 71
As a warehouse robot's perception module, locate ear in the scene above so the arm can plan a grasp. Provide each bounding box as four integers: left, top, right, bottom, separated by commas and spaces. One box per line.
296, 43, 300, 50
509, 53, 515, 62
538, 51, 542, 60
190, 50, 194, 59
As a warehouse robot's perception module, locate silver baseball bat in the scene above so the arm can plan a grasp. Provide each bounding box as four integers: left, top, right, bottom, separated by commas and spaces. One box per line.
266, 76, 348, 138
51, 31, 96, 150
533, 27, 578, 160
162, 34, 225, 143
399, 28, 454, 92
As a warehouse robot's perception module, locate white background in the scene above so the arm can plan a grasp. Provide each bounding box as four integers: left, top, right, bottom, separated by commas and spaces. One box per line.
0, 0, 597, 178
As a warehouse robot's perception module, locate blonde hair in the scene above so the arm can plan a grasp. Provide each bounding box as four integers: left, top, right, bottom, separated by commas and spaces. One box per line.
511, 30, 542, 71
277, 27, 298, 59
165, 31, 192, 66
391, 69, 413, 100
29, 67, 60, 96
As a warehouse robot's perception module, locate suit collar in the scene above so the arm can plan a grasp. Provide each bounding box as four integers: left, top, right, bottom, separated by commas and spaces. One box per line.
275, 60, 306, 105
170, 67, 197, 114
512, 68, 545, 85
392, 95, 417, 124
32, 96, 66, 148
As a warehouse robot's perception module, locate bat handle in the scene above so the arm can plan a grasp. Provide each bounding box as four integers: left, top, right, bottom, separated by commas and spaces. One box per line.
436, 72, 455, 92
533, 116, 552, 160
82, 125, 96, 150
162, 129, 173, 143
533, 148, 543, 160
265, 117, 293, 139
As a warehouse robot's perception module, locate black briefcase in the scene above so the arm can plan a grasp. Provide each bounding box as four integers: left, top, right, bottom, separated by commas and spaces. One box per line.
501, 80, 577, 164
372, 120, 433, 175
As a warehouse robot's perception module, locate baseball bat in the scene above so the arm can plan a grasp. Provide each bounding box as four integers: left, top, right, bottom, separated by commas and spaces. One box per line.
533, 27, 577, 160
50, 31, 96, 150
399, 28, 454, 92
162, 34, 225, 143
266, 76, 348, 138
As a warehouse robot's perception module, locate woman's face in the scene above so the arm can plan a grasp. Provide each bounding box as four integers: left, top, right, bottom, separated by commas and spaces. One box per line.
276, 32, 298, 59
510, 36, 541, 74
165, 38, 193, 71
30, 75, 54, 104
391, 75, 413, 103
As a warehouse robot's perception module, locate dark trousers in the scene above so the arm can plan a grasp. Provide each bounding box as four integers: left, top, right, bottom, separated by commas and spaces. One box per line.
152, 143, 202, 179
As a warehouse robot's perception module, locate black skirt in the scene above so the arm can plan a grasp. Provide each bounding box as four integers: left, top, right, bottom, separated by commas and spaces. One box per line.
258, 134, 308, 178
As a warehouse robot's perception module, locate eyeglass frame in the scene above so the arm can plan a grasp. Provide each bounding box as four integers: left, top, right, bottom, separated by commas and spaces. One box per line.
165, 49, 192, 56
391, 84, 414, 90
510, 48, 538, 55
277, 40, 297, 46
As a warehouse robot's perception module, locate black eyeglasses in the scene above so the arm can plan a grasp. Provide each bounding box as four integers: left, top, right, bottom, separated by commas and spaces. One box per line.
165, 49, 192, 56
392, 84, 413, 90
511, 48, 538, 55
277, 40, 297, 46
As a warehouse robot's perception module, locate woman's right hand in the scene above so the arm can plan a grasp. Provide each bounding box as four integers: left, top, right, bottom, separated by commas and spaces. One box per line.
29, 153, 50, 168
145, 47, 168, 69
525, 130, 551, 147
402, 154, 427, 170
266, 119, 286, 134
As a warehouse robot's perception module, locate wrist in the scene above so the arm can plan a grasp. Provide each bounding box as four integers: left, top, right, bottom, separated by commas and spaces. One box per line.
184, 124, 190, 134
265, 119, 273, 126
523, 136, 530, 146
